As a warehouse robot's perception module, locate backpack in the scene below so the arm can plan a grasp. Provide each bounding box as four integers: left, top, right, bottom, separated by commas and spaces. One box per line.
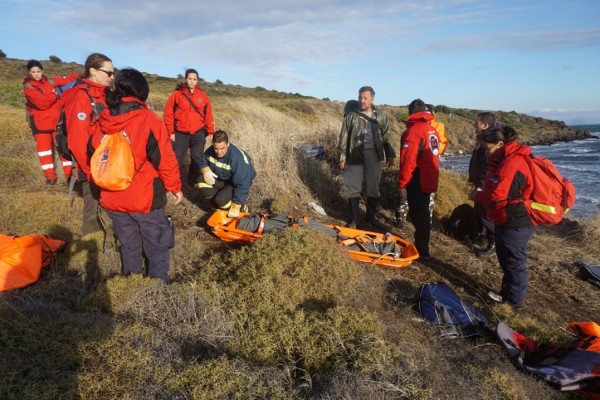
90, 131, 136, 191
523, 154, 576, 225
55, 83, 104, 159
443, 203, 479, 242
418, 282, 489, 338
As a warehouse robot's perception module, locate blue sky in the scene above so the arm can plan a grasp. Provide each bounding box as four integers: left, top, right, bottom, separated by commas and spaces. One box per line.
2, 0, 599, 125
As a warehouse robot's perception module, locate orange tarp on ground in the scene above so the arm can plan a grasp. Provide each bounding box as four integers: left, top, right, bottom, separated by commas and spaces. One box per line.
0, 234, 65, 291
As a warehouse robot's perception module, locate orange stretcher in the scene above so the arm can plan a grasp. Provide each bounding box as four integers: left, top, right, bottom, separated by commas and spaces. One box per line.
206, 210, 419, 269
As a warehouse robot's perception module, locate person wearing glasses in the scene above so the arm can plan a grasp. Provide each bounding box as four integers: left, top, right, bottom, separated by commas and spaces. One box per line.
22, 59, 80, 185
163, 68, 215, 186
62, 53, 116, 247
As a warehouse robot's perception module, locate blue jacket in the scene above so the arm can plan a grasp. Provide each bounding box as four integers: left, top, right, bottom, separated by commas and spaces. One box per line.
199, 144, 256, 204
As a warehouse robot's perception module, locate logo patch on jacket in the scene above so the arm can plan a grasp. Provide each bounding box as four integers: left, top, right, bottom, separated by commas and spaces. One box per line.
429, 132, 439, 156
77, 112, 87, 121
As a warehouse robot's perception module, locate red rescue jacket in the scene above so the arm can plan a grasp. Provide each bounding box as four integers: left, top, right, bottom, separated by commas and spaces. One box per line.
90, 97, 181, 213
399, 111, 440, 193
23, 73, 80, 133
163, 86, 215, 135
476, 141, 534, 228
63, 79, 108, 178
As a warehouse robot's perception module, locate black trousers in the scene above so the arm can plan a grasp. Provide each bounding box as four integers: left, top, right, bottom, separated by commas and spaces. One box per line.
171, 130, 206, 183
407, 190, 432, 258
198, 179, 234, 208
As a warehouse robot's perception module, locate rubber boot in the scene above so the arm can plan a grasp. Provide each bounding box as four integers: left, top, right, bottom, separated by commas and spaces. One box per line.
476, 234, 496, 257
348, 197, 360, 228
365, 196, 386, 231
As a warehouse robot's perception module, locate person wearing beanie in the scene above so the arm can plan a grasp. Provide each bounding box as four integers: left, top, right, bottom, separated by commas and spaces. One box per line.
337, 86, 396, 231
398, 99, 440, 260
22, 59, 80, 184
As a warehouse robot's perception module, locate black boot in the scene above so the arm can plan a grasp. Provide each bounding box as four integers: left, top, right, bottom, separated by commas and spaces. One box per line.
348, 197, 360, 228
365, 196, 386, 231
476, 235, 495, 257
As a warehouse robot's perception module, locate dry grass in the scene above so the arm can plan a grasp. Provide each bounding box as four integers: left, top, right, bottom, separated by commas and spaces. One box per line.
0, 58, 597, 399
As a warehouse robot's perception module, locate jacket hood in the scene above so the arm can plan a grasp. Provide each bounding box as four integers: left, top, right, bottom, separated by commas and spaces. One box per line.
99, 99, 147, 133
490, 140, 531, 162
405, 111, 434, 126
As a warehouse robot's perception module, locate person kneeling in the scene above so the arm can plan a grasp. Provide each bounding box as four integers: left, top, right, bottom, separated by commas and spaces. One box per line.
195, 130, 256, 217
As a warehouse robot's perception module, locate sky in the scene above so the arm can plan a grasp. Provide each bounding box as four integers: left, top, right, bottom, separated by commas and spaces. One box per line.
2, 0, 599, 125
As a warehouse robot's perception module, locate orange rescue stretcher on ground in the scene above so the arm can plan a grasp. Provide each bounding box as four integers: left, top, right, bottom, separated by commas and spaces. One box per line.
206, 210, 419, 269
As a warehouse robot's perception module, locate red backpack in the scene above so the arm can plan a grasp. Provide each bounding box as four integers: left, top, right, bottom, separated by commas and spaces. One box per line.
522, 154, 576, 225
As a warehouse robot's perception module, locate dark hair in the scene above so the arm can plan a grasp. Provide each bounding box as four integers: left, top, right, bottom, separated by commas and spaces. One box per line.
83, 53, 112, 78
175, 68, 199, 90
26, 59, 43, 71
359, 86, 375, 97
212, 130, 229, 144
479, 125, 518, 144
106, 68, 149, 109
408, 99, 427, 115
476, 112, 496, 127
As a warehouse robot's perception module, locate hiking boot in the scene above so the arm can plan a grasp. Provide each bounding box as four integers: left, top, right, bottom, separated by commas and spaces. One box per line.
348, 197, 360, 229
365, 216, 387, 232
45, 178, 57, 185
487, 291, 503, 302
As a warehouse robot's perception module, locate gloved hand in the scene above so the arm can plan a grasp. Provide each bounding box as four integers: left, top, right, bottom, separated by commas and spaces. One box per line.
227, 203, 242, 218
201, 167, 218, 185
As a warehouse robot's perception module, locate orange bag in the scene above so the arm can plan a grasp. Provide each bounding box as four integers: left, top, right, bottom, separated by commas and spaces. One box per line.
90, 131, 135, 191
0, 234, 65, 291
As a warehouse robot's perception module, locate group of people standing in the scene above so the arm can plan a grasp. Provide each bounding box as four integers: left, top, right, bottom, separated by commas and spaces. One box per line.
22, 55, 255, 283
338, 86, 537, 310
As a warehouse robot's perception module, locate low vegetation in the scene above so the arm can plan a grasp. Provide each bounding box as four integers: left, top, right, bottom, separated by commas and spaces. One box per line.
1, 57, 598, 399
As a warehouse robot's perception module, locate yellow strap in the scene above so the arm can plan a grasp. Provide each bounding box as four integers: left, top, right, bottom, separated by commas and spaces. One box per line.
530, 202, 556, 214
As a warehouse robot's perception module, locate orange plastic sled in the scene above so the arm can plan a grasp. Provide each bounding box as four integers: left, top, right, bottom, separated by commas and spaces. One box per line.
207, 210, 419, 269
0, 234, 65, 291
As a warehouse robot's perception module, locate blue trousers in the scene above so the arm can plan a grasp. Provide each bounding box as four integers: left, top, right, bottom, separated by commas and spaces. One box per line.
106, 207, 173, 283
495, 225, 536, 308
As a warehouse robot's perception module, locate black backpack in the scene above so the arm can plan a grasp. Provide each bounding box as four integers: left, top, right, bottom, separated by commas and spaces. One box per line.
55, 83, 104, 160
418, 282, 489, 338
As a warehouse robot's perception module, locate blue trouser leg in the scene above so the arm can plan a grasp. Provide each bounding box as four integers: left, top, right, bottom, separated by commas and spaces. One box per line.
407, 190, 432, 258
495, 225, 536, 308
107, 208, 172, 283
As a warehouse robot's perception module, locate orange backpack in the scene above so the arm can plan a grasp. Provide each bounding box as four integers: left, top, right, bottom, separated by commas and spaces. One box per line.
90, 131, 136, 191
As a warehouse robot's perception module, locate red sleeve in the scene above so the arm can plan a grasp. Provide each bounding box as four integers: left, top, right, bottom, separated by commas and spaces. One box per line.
163, 92, 177, 134
24, 81, 58, 111
152, 113, 181, 193
203, 93, 215, 134
398, 128, 421, 189
51, 72, 81, 87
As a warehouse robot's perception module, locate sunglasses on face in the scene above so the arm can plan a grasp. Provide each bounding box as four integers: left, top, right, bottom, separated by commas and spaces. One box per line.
96, 68, 114, 77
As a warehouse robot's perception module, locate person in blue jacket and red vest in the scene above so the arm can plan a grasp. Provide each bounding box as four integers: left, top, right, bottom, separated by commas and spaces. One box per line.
196, 130, 256, 218
398, 99, 440, 260
163, 68, 215, 185
89, 68, 183, 283
23, 59, 80, 184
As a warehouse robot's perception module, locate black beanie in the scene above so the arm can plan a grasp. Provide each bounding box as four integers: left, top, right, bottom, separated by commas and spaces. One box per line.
26, 60, 43, 71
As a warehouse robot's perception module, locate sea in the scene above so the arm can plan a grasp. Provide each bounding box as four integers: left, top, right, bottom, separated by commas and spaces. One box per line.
440, 124, 600, 220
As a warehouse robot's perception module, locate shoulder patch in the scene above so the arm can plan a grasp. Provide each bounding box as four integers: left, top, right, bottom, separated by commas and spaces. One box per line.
77, 112, 87, 121
429, 132, 439, 156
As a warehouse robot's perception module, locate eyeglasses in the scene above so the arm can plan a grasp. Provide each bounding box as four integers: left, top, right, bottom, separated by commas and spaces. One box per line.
96, 68, 114, 77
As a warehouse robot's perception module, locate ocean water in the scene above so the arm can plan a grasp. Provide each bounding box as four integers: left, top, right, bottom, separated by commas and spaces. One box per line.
440, 124, 600, 219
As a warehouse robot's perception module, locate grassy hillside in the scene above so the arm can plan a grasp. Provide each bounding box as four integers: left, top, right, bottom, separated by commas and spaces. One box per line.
1, 57, 599, 399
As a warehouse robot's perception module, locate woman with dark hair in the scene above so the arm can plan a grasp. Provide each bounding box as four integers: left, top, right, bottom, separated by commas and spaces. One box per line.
473, 125, 536, 309
62, 52, 115, 237
163, 68, 215, 185
90, 68, 183, 283
22, 59, 80, 184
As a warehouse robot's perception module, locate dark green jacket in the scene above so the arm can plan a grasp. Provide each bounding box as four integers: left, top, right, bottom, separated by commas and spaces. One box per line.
338, 105, 396, 165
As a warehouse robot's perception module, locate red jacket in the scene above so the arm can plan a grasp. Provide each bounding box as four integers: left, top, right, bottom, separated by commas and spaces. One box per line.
398, 111, 440, 193
63, 79, 107, 177
23, 73, 80, 133
90, 97, 181, 213
163, 86, 215, 135
476, 141, 534, 228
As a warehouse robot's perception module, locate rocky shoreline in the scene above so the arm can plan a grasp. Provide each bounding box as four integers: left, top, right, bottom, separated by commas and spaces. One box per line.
526, 129, 596, 146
